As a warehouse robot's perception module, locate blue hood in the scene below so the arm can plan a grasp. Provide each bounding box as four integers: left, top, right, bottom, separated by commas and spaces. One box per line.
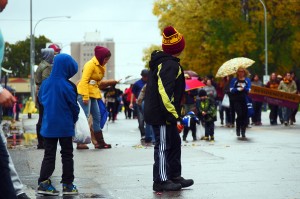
50, 54, 78, 79
41, 48, 54, 64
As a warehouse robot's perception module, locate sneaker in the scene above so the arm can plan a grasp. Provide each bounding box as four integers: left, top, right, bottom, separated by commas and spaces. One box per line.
171, 176, 194, 188
17, 193, 31, 199
202, 136, 209, 141
62, 183, 79, 195
37, 179, 59, 196
153, 180, 182, 192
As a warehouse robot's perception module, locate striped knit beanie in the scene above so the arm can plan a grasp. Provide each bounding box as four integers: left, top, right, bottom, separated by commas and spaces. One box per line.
162, 26, 185, 55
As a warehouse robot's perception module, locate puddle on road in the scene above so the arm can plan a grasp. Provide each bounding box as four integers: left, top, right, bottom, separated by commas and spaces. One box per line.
2, 120, 38, 148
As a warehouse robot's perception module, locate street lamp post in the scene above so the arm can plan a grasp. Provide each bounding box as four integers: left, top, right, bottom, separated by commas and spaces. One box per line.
29, 0, 70, 101
258, 0, 268, 77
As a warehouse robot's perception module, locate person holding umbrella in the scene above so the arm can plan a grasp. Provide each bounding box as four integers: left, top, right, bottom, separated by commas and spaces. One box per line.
230, 67, 251, 139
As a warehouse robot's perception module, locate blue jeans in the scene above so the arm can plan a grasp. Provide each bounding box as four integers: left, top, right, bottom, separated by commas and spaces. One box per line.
0, 133, 17, 198
1, 133, 24, 195
145, 123, 155, 143
282, 107, 291, 123
77, 95, 101, 132
141, 101, 153, 141
134, 103, 145, 138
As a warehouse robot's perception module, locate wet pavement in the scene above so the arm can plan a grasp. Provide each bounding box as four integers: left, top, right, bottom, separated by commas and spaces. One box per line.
6, 111, 300, 199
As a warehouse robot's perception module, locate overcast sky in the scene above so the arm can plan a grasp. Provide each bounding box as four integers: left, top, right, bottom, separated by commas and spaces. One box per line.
0, 0, 161, 80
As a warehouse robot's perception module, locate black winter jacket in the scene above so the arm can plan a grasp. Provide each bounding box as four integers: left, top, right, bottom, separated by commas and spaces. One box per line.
144, 50, 185, 125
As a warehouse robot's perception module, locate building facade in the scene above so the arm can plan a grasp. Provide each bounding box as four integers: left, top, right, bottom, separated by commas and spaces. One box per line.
70, 32, 115, 83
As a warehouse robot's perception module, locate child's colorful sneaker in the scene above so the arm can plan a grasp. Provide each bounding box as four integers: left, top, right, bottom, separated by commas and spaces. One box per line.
62, 183, 79, 195
37, 179, 59, 196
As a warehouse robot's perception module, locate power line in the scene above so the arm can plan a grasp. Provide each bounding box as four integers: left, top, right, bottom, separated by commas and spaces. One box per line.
0, 19, 157, 23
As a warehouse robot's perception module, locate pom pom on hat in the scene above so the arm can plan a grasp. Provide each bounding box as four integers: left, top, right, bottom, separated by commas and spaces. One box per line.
162, 26, 185, 55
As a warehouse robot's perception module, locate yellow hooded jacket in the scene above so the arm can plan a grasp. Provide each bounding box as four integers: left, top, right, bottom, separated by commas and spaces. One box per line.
23, 97, 37, 114
77, 56, 106, 100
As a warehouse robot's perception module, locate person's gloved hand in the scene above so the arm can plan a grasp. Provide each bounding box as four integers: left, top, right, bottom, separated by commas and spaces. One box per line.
177, 123, 184, 133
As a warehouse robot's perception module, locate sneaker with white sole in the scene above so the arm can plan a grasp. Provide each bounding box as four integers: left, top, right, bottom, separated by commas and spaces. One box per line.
62, 183, 79, 195
37, 179, 59, 196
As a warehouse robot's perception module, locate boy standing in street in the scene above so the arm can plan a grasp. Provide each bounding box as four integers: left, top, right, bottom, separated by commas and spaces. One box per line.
197, 90, 217, 142
144, 26, 194, 192
182, 111, 200, 141
37, 54, 79, 196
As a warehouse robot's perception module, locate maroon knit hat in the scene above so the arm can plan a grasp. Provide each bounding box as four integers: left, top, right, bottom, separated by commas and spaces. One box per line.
48, 44, 61, 54
162, 26, 185, 55
94, 46, 111, 65
0, 0, 8, 12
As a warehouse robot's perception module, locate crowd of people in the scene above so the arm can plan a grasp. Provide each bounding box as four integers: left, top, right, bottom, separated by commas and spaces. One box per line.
0, 0, 299, 196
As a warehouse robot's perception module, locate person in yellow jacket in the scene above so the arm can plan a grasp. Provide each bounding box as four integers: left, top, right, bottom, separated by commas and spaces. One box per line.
77, 46, 117, 149
22, 97, 37, 119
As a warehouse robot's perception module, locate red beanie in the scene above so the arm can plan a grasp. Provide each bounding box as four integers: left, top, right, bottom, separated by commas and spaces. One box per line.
48, 44, 61, 54
162, 26, 185, 55
0, 0, 8, 12
94, 46, 111, 65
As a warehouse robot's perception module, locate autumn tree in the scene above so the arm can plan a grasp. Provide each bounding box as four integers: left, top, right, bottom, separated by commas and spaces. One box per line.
142, 44, 161, 69
145, 0, 300, 78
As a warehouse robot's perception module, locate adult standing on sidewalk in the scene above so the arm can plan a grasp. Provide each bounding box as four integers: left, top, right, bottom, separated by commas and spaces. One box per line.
230, 67, 251, 139
77, 46, 117, 149
265, 72, 280, 125
251, 74, 263, 125
144, 26, 194, 192
1, 2, 30, 197
34, 47, 56, 149
0, 18, 17, 198
0, 98, 16, 199
290, 71, 300, 124
129, 69, 148, 141
278, 72, 297, 126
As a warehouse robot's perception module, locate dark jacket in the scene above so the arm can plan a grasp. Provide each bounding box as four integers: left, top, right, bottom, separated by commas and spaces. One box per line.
39, 54, 79, 138
196, 97, 217, 122
144, 50, 185, 125
229, 77, 251, 101
35, 48, 55, 86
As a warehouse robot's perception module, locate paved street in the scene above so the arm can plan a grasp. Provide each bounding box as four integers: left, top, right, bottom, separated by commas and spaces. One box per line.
8, 111, 300, 199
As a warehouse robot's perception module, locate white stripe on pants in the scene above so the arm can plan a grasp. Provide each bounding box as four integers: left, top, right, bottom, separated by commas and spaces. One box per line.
159, 125, 167, 181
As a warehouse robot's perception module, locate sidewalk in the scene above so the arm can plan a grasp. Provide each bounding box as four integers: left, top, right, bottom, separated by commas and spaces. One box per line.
7, 111, 300, 199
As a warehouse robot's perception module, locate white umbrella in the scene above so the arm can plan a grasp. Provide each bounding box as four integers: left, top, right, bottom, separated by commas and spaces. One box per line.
216, 57, 255, 78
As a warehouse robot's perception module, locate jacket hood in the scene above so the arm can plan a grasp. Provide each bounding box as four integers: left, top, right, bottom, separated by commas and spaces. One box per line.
149, 50, 180, 70
41, 48, 55, 64
50, 54, 78, 79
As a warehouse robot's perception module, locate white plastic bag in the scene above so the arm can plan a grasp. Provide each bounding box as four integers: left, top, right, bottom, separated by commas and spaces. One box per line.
222, 94, 230, 108
196, 123, 204, 140
73, 102, 91, 144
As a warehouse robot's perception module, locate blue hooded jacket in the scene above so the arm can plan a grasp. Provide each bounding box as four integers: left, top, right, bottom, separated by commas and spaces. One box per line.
39, 54, 79, 138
